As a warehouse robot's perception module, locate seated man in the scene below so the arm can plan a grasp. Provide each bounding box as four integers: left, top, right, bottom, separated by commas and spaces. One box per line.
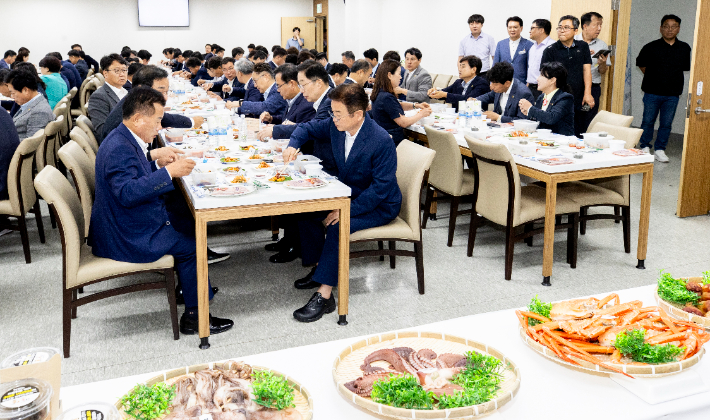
231, 47, 244, 60
269, 47, 287, 70
237, 63, 287, 119
328, 63, 350, 86
170, 49, 184, 72
394, 48, 432, 103
89, 54, 129, 142
248, 49, 267, 65
6, 70, 55, 140
283, 83, 401, 322
186, 57, 210, 87
348, 59, 373, 87
316, 52, 331, 72
198, 57, 223, 87
363, 48, 379, 87
225, 59, 263, 109
427, 55, 490, 111
257, 64, 315, 139
67, 49, 88, 81
475, 61, 534, 123
124, 62, 142, 92
210, 58, 246, 101
0, 50, 16, 70
137, 49, 152, 65
90, 86, 233, 335
0, 107, 20, 200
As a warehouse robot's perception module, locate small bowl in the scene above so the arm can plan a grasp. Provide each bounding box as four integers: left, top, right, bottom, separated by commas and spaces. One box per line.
607, 139, 626, 150
513, 120, 539, 132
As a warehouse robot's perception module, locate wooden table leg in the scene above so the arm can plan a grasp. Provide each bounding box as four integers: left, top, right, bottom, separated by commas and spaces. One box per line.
195, 214, 211, 349
541, 179, 558, 286
430, 191, 438, 219
337, 200, 350, 326
636, 167, 654, 269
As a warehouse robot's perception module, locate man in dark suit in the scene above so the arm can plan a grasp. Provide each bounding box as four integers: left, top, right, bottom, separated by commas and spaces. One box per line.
124, 62, 143, 92
316, 52, 331, 73
283, 84, 401, 322
257, 64, 316, 140
89, 54, 129, 142
71, 44, 99, 73
67, 50, 88, 81
47, 52, 81, 91
268, 47, 287, 70
185, 57, 209, 87
237, 63, 287, 118
225, 59, 263, 111
493, 16, 534, 83
210, 58, 245, 101
428, 55, 490, 111
475, 62, 534, 123
0, 109, 20, 201
363, 48, 379, 88
328, 63, 350, 86
89, 86, 233, 334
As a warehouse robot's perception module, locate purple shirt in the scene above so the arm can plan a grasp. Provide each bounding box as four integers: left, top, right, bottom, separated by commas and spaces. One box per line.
527, 36, 555, 84
458, 32, 496, 72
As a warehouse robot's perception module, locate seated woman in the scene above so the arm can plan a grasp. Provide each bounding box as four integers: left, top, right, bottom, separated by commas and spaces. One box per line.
38, 56, 68, 109
369, 59, 431, 145
517, 62, 575, 136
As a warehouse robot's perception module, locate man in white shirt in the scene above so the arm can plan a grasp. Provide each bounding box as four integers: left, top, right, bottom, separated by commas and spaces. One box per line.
89, 53, 129, 142
526, 18, 555, 99
576, 11, 612, 132
363, 48, 379, 87
458, 14, 497, 76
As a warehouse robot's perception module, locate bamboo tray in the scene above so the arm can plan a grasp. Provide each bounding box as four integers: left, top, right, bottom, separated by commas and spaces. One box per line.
655, 281, 710, 330
519, 326, 705, 377
332, 331, 521, 419
115, 362, 313, 420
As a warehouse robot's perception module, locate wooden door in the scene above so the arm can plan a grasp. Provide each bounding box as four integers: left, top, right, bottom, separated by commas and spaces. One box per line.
281, 17, 316, 50
678, 0, 710, 217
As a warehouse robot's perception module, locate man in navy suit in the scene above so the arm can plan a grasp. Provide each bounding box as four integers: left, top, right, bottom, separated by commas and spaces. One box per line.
89, 87, 233, 334
283, 84, 402, 323
476, 62, 534, 123
225, 59, 263, 111
186, 57, 209, 87
210, 58, 245, 101
316, 52, 331, 73
428, 55, 490, 111
0, 109, 20, 201
493, 16, 533, 83
268, 47, 287, 70
237, 63, 287, 119
257, 64, 315, 139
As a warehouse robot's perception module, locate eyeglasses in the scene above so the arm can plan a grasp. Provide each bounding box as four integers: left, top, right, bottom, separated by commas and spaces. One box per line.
328, 110, 352, 122
276, 82, 287, 90
299, 80, 313, 90
107, 68, 128, 75
662, 25, 680, 30
530, 26, 540, 30
556, 26, 575, 32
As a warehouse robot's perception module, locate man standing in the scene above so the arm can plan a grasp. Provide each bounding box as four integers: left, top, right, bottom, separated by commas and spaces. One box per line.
0, 51, 16, 70
394, 48, 432, 103
494, 17, 533, 83
287, 27, 305, 51
458, 14, 496, 77
637, 14, 691, 163
541, 15, 593, 136
576, 12, 611, 133
526, 19, 554, 99
88, 54, 129, 142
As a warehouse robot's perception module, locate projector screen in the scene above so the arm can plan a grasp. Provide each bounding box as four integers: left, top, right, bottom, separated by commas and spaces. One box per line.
138, 0, 189, 27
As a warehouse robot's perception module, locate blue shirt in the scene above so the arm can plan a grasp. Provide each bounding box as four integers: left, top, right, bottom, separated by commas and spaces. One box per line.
286, 38, 304, 51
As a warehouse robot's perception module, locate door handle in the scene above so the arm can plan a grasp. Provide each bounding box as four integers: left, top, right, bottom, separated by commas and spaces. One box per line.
694, 107, 710, 115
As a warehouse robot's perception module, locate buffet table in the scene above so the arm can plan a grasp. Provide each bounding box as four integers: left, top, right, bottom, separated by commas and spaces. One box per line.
405, 123, 655, 286
60, 285, 710, 420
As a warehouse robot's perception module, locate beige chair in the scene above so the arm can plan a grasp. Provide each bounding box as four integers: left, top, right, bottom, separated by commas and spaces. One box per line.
464, 135, 580, 280
432, 74, 452, 90
80, 78, 98, 111
94, 73, 105, 85
74, 78, 93, 117
37, 116, 63, 173
76, 115, 99, 153
587, 111, 634, 132
58, 141, 95, 238
350, 141, 436, 294
33, 166, 179, 358
0, 131, 46, 263
86, 68, 94, 79
68, 87, 78, 100
422, 126, 475, 247
429, 73, 439, 83
558, 123, 644, 253
69, 127, 97, 165
447, 77, 457, 87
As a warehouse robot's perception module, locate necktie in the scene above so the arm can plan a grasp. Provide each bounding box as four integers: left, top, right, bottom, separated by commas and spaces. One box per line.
403, 72, 410, 88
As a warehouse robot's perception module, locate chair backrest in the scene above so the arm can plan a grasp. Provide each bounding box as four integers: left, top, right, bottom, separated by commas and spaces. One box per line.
432, 74, 452, 90
464, 134, 522, 227
587, 111, 633, 132
58, 141, 95, 238
447, 77, 457, 87
53, 100, 67, 116
424, 126, 465, 195
6, 130, 44, 216
429, 73, 439, 84
69, 127, 97, 165
37, 116, 63, 172
395, 141, 436, 240
94, 73, 105, 85
87, 68, 94, 78
76, 115, 99, 152
34, 166, 84, 289
81, 78, 98, 109
590, 122, 643, 149
68, 87, 78, 99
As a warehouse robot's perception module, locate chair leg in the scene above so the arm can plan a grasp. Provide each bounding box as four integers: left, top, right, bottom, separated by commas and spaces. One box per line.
18, 215, 31, 264
414, 241, 425, 294
524, 223, 533, 247
570, 213, 579, 268
49, 205, 57, 229
466, 213, 479, 257
270, 216, 279, 241
447, 196, 460, 247
71, 289, 78, 319
622, 206, 631, 254
580, 207, 588, 235
614, 206, 621, 223
504, 224, 515, 280
388, 241, 396, 269
63, 289, 72, 358
422, 187, 434, 229
378, 241, 384, 261
33, 200, 45, 244
165, 268, 180, 340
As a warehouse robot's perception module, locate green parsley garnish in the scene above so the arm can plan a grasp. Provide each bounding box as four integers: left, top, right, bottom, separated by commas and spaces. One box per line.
613, 329, 684, 364
527, 295, 552, 326
371, 374, 435, 410
657, 270, 699, 305
121, 382, 175, 420
438, 351, 504, 408
251, 370, 296, 410
702, 271, 710, 285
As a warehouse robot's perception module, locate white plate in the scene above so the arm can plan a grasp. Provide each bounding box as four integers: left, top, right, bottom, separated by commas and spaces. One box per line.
283, 178, 329, 189
220, 166, 244, 174
206, 185, 255, 197
252, 163, 275, 171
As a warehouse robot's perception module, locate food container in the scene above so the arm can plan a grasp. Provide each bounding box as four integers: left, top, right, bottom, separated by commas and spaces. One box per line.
0, 379, 52, 420
420, 117, 435, 125
215, 102, 226, 110
429, 103, 446, 113
1, 349, 60, 369
190, 166, 217, 186
443, 107, 456, 114
304, 164, 323, 177
272, 140, 289, 153
607, 139, 626, 150
294, 155, 322, 173
164, 129, 186, 143
506, 140, 538, 157
56, 403, 119, 420
582, 132, 616, 149
513, 120, 539, 132
536, 128, 552, 137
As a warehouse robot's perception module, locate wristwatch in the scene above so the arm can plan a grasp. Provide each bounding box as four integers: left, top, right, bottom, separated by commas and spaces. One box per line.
147, 150, 152, 161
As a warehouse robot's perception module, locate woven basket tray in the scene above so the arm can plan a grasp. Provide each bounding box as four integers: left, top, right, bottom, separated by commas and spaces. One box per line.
519, 326, 705, 377
115, 362, 313, 420
655, 281, 710, 330
332, 331, 521, 419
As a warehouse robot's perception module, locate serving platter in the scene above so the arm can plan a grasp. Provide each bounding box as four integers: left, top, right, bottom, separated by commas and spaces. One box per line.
656, 278, 710, 330
333, 331, 520, 419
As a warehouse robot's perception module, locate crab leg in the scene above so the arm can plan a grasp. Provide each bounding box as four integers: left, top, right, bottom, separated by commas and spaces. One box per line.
520, 311, 551, 324
647, 332, 687, 345
597, 293, 620, 308
657, 308, 681, 334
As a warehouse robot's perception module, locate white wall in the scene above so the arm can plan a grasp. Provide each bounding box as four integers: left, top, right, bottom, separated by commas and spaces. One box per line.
328, 0, 552, 76
0, 0, 313, 65
627, 0, 697, 134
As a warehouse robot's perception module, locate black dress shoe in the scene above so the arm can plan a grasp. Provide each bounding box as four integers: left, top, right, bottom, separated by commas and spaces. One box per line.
269, 247, 301, 263
207, 248, 230, 264
293, 292, 336, 323
294, 267, 320, 289
265, 238, 288, 252
180, 313, 234, 335
175, 286, 219, 305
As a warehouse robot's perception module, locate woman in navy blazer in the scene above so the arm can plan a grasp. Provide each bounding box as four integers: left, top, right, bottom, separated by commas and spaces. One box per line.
518, 62, 575, 136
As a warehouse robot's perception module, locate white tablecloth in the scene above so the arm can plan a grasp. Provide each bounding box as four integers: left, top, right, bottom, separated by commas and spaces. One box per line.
60, 285, 710, 420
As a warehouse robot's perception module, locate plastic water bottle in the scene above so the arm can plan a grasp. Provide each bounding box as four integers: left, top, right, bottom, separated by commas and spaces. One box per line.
239, 115, 248, 142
